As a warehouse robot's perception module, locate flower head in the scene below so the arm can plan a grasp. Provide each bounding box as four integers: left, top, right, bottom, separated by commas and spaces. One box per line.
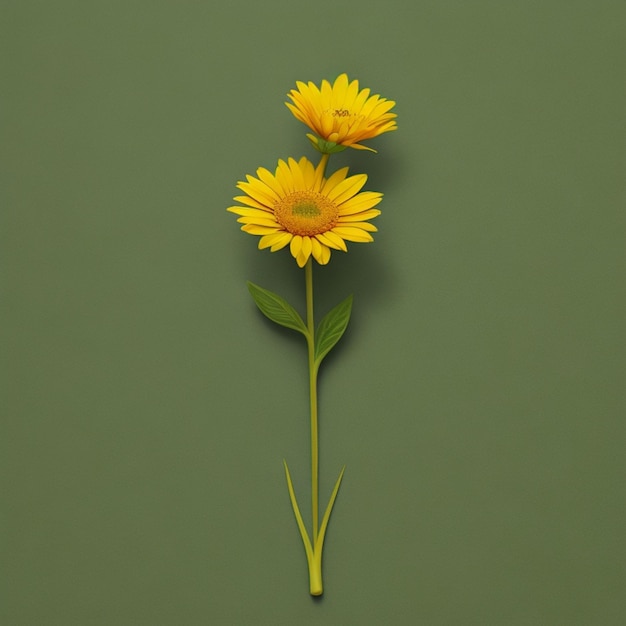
228, 157, 382, 267
286, 73, 397, 153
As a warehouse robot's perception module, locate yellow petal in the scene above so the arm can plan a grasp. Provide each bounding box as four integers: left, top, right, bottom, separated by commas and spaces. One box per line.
270, 232, 292, 251
300, 235, 312, 261
227, 206, 274, 218
288, 157, 306, 189
321, 167, 349, 195
242, 224, 281, 235
352, 86, 371, 113
315, 233, 342, 250
325, 173, 368, 204
347, 142, 377, 152
238, 180, 278, 207
371, 99, 397, 117
343, 77, 360, 109
256, 167, 287, 198
232, 195, 272, 211
259, 231, 292, 251
311, 237, 331, 265
290, 234, 303, 258
331, 73, 349, 110
320, 230, 348, 251
338, 191, 383, 215
338, 221, 378, 232
338, 209, 381, 222
360, 94, 382, 118
320, 110, 334, 136
331, 226, 374, 242
320, 78, 333, 105
237, 216, 280, 227
276, 159, 296, 193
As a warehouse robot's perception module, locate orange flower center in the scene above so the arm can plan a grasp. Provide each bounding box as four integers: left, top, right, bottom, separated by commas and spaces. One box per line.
274, 191, 338, 236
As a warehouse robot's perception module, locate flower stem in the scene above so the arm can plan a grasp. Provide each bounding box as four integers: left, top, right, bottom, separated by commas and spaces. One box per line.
305, 258, 319, 542
318, 153, 329, 177
307, 152, 328, 543
284, 152, 346, 597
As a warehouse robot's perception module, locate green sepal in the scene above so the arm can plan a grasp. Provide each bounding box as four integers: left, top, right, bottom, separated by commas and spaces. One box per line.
307, 134, 348, 155
247, 281, 308, 336
314, 294, 353, 365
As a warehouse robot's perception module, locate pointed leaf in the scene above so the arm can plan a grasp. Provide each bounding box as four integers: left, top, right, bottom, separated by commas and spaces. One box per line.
283, 460, 314, 560
247, 282, 308, 336
316, 465, 346, 551
314, 294, 353, 365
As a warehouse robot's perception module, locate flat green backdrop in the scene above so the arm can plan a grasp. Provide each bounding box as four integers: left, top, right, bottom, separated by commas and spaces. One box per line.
2, 1, 625, 624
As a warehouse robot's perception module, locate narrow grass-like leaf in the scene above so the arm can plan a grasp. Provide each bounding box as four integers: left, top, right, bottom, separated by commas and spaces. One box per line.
315, 466, 346, 551
248, 282, 308, 336
283, 460, 314, 560
314, 295, 353, 365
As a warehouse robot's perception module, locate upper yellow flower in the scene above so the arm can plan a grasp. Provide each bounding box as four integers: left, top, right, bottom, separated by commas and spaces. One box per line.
227, 156, 382, 267
286, 73, 397, 153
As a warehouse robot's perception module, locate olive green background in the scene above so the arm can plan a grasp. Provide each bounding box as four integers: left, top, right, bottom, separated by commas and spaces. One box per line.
2, 1, 624, 624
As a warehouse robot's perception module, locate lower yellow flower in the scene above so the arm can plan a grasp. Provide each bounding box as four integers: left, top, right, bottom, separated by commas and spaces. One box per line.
228, 157, 382, 267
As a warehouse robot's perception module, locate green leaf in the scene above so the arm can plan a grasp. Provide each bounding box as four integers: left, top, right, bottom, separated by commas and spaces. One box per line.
316, 465, 346, 552
283, 460, 314, 560
247, 281, 308, 336
314, 294, 353, 365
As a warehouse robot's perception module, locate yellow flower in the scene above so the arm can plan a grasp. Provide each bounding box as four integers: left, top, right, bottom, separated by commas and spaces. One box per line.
228, 157, 382, 267
285, 73, 397, 153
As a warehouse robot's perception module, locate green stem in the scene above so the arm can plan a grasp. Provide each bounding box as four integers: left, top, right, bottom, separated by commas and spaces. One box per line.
319, 152, 329, 176
307, 152, 329, 543
283, 151, 347, 597
305, 258, 319, 542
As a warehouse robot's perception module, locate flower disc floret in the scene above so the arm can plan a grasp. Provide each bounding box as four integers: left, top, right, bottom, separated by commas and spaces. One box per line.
227, 157, 383, 267
274, 190, 338, 236
286, 73, 397, 153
